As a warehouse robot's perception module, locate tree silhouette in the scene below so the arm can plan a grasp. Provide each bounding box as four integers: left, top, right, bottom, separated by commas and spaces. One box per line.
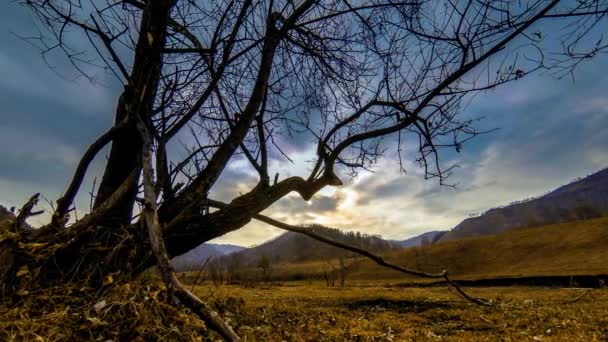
4, 0, 608, 339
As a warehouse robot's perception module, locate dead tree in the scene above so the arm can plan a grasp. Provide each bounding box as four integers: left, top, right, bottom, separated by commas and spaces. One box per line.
5, 0, 608, 339
257, 254, 273, 283
225, 254, 243, 283
325, 257, 355, 287
208, 259, 227, 287
338, 257, 356, 287
323, 269, 336, 287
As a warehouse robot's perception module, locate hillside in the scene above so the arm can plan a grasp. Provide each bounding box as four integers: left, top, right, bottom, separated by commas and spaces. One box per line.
224, 225, 398, 267
171, 243, 245, 271
394, 230, 445, 248
438, 168, 608, 242
357, 216, 608, 280
265, 217, 608, 281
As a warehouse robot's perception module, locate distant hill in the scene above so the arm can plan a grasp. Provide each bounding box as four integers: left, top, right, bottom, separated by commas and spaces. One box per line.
266, 217, 608, 281
438, 168, 608, 242
171, 243, 245, 271
212, 244, 246, 255
394, 231, 445, 248
375, 216, 608, 279
225, 225, 398, 267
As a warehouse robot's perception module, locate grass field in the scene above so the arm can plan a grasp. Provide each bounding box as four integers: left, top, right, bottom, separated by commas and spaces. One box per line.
256, 217, 608, 282
193, 282, 608, 341
3, 218, 604, 341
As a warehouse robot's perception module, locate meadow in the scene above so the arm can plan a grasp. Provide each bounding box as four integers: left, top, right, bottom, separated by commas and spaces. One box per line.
191, 281, 608, 341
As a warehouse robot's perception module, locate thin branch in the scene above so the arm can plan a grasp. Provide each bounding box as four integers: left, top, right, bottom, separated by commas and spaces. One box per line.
52, 123, 124, 227
190, 256, 213, 292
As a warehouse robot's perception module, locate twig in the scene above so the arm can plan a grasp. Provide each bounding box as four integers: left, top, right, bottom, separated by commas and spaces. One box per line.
559, 290, 591, 304
443, 275, 493, 306
190, 257, 213, 292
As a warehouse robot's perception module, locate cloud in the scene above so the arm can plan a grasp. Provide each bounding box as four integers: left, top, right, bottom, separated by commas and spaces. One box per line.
2, 3, 608, 247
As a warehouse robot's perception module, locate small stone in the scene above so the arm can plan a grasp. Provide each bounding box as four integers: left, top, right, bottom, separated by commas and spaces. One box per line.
94, 299, 107, 313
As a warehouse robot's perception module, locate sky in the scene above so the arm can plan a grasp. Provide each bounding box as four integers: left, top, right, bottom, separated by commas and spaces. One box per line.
1, 2, 607, 247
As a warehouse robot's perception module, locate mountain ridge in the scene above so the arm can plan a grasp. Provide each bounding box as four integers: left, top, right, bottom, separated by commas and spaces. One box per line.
174, 167, 608, 269
171, 243, 245, 271
438, 167, 608, 242
223, 225, 398, 267
393, 230, 445, 248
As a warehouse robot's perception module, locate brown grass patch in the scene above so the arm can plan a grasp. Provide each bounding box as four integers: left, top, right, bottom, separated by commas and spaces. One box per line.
194, 282, 608, 341
0, 279, 214, 341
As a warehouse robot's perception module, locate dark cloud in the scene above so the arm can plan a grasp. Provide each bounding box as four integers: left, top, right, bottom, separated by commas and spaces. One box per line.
2, 3, 608, 245
0, 2, 120, 200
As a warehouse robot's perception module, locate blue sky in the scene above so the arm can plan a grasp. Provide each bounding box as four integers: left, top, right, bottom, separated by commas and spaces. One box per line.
1, 1, 607, 246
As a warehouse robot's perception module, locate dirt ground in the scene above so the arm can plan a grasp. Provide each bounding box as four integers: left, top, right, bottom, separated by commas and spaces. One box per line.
193, 281, 608, 341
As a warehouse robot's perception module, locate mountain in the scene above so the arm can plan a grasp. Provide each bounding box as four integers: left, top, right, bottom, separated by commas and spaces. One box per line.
171, 243, 245, 271
438, 168, 608, 242
394, 230, 446, 248
225, 225, 398, 267
270, 216, 608, 282
212, 244, 246, 255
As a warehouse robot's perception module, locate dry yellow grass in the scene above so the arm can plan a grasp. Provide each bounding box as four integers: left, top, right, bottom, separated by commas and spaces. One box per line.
193, 282, 608, 341
3, 218, 606, 341
0, 280, 212, 341
381, 216, 608, 280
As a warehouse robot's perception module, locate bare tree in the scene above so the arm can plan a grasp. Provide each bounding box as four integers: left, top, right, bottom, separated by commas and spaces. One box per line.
208, 259, 227, 287
257, 254, 273, 282
4, 0, 608, 339
323, 268, 336, 287
326, 256, 355, 286
225, 254, 243, 283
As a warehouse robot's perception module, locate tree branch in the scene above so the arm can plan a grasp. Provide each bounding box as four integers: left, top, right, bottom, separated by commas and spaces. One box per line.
52, 123, 125, 227
14, 193, 41, 232
209, 200, 493, 306
136, 111, 240, 342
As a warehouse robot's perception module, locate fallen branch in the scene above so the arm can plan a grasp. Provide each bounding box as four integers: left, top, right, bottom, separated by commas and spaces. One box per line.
207, 199, 493, 306
137, 117, 240, 341
559, 290, 591, 304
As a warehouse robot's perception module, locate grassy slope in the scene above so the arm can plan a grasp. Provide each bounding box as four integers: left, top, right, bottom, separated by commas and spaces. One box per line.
271, 217, 608, 281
